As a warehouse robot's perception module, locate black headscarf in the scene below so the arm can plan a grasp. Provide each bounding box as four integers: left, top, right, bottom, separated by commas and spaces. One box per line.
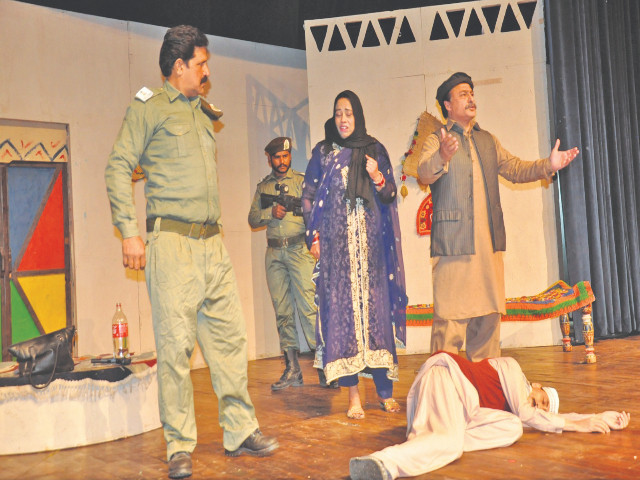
324, 90, 377, 206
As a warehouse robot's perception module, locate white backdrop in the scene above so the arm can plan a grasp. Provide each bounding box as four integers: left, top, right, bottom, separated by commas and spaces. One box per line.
304, 0, 562, 352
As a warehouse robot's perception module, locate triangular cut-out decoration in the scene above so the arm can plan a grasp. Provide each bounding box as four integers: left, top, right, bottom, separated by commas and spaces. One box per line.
362, 21, 380, 47
328, 24, 346, 51
501, 4, 521, 32
19, 171, 65, 271
465, 8, 483, 36
430, 12, 449, 40
10, 280, 41, 344
397, 16, 416, 44
378, 17, 396, 45
482, 5, 501, 33
345, 21, 361, 47
446, 9, 465, 38
310, 25, 328, 52
518, 1, 537, 29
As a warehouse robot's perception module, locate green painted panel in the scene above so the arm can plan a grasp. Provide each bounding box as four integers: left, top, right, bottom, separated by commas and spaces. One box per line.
10, 281, 39, 344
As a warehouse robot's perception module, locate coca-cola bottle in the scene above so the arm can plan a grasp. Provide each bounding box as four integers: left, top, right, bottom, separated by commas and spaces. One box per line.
112, 303, 129, 358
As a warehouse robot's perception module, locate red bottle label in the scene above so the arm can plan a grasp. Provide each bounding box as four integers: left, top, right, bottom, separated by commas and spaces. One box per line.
112, 323, 129, 338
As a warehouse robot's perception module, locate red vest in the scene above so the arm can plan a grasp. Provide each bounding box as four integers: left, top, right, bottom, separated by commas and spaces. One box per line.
437, 351, 511, 412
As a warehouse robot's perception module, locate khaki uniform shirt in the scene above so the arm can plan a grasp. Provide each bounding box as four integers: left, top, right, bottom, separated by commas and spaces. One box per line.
105, 81, 219, 239
248, 169, 306, 239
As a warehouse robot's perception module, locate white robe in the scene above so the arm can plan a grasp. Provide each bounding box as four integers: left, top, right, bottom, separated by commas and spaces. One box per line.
372, 353, 573, 479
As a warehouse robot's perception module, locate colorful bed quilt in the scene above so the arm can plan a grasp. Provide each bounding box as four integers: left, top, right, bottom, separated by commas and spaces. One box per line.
406, 280, 595, 326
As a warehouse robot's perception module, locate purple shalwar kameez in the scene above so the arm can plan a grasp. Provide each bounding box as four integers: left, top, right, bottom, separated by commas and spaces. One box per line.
302, 140, 407, 384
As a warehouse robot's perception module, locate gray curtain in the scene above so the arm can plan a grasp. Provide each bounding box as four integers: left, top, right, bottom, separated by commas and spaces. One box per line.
545, 0, 640, 341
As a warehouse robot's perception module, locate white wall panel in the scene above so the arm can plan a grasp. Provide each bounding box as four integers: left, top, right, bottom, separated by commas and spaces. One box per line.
305, 0, 561, 351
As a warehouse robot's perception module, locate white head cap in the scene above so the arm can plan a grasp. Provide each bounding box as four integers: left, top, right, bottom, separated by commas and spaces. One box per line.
542, 387, 560, 414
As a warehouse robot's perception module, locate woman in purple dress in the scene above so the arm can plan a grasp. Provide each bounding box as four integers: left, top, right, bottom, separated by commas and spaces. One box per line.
302, 90, 407, 419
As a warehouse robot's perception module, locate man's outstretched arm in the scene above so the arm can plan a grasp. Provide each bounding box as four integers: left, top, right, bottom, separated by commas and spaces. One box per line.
562, 411, 630, 433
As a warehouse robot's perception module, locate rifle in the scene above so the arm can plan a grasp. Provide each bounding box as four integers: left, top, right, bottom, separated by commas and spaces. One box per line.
260, 183, 303, 216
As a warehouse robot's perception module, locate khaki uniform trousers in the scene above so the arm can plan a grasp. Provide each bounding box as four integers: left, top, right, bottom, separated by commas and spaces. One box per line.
430, 312, 501, 362
265, 243, 317, 352
146, 227, 258, 460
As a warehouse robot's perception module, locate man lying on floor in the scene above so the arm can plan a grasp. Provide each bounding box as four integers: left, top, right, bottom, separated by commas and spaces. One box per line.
349, 351, 630, 480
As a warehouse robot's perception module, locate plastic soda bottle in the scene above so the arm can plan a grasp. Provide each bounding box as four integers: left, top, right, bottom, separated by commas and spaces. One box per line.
112, 303, 129, 358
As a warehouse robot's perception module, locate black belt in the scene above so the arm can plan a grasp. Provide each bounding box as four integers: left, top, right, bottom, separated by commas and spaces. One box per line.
267, 233, 305, 248
146, 217, 220, 239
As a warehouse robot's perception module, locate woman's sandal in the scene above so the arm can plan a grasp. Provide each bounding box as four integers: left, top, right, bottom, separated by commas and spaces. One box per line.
347, 405, 366, 419
379, 398, 401, 413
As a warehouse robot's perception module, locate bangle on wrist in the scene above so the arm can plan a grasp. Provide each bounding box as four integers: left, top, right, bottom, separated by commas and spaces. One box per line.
374, 173, 385, 187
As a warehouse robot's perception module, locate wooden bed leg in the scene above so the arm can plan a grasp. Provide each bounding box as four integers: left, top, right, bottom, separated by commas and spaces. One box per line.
559, 314, 572, 351
582, 304, 596, 363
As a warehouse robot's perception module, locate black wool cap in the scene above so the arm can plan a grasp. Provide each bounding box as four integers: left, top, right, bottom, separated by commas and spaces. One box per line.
264, 137, 292, 155
436, 72, 474, 117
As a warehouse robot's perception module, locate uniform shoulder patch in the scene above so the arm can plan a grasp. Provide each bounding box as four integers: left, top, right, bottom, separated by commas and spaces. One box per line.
135, 86, 158, 102
200, 99, 224, 120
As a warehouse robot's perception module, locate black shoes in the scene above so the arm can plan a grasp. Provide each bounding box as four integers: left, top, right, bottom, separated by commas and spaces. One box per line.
271, 349, 303, 390
168, 451, 192, 479
349, 456, 392, 480
225, 429, 279, 457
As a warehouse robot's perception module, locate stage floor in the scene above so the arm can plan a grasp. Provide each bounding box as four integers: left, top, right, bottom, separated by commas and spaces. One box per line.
2, 336, 639, 479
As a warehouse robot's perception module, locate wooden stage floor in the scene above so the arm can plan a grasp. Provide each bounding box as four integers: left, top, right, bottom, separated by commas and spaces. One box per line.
3, 336, 639, 480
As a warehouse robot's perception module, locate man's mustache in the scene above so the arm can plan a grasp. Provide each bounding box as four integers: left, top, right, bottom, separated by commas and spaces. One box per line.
466, 102, 476, 109
201, 76, 209, 85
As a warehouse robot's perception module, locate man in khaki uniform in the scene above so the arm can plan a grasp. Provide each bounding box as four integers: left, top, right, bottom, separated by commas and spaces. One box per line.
248, 137, 336, 390
105, 25, 277, 480
417, 72, 579, 361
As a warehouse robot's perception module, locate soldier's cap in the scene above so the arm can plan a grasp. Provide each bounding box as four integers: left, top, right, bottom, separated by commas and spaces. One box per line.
265, 137, 292, 156
436, 72, 474, 116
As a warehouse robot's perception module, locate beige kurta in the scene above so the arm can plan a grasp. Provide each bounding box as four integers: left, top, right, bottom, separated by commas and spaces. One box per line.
418, 121, 554, 320
432, 129, 505, 319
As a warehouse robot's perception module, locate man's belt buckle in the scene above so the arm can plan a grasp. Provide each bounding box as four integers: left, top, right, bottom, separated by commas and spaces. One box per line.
281, 237, 289, 247
188, 222, 206, 239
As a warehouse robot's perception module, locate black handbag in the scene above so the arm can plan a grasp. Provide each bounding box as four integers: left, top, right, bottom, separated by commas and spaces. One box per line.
7, 326, 76, 389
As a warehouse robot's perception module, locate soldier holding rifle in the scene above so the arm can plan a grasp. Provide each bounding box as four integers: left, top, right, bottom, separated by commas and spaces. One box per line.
248, 137, 337, 390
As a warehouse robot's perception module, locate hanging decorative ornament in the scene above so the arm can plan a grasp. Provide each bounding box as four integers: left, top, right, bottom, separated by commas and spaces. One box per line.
401, 110, 443, 197
400, 127, 419, 201
416, 192, 433, 236
400, 174, 408, 200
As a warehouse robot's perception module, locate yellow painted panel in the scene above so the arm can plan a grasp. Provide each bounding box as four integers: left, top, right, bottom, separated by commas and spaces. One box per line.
17, 274, 67, 332
0, 120, 68, 164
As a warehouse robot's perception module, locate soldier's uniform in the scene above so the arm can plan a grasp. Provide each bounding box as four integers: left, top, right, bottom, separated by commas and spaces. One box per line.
249, 168, 317, 353
106, 81, 260, 460
249, 137, 323, 389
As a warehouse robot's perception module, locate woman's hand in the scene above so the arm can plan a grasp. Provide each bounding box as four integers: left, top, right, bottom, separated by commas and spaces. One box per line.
365, 154, 384, 188
365, 154, 379, 178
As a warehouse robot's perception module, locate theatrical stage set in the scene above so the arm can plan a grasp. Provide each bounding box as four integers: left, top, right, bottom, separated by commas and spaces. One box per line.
1, 0, 639, 479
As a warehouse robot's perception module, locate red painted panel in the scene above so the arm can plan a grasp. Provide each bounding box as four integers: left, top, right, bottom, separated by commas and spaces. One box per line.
18, 171, 65, 271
